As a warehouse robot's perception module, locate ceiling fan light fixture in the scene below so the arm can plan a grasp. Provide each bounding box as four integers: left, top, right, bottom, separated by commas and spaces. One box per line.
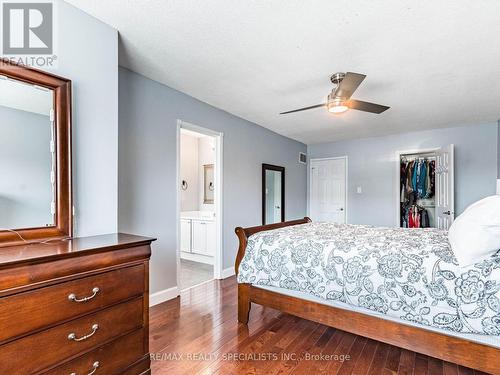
327, 97, 348, 114
279, 72, 389, 115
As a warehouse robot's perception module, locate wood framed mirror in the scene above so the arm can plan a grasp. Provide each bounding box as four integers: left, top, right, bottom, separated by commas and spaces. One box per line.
0, 60, 72, 246
262, 164, 285, 225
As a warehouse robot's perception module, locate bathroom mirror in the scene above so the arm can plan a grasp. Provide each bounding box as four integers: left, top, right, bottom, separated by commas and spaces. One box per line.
0, 60, 72, 246
262, 164, 285, 225
204, 164, 214, 204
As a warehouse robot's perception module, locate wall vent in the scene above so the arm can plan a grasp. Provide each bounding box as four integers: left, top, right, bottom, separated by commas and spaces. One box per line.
299, 152, 307, 164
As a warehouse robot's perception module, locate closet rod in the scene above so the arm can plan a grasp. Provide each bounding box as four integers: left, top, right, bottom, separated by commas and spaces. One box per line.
401, 152, 436, 159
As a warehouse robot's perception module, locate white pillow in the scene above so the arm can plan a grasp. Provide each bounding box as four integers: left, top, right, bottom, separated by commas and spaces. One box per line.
448, 195, 500, 266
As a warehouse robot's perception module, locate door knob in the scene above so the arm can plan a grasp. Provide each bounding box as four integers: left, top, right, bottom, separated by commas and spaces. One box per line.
339, 208, 344, 211
443, 210, 451, 215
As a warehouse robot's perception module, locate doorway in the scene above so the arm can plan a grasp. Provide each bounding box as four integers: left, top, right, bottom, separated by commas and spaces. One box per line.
176, 120, 223, 291
309, 157, 348, 223
396, 145, 455, 230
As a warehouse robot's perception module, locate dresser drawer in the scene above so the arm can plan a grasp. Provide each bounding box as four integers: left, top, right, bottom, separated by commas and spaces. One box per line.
0, 264, 144, 343
42, 329, 146, 375
0, 297, 143, 374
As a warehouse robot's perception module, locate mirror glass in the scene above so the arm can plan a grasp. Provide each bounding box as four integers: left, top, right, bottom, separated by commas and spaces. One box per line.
204, 164, 214, 204
263, 164, 285, 225
0, 77, 55, 230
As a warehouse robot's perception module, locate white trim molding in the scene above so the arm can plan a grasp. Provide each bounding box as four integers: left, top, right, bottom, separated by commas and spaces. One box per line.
497, 179, 500, 195
149, 286, 179, 307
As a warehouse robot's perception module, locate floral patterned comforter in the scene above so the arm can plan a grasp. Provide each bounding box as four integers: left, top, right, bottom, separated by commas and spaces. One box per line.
237, 222, 500, 335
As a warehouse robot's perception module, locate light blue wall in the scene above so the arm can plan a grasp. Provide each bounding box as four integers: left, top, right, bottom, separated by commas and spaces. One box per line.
308, 123, 498, 227
118, 68, 307, 294
52, 0, 118, 236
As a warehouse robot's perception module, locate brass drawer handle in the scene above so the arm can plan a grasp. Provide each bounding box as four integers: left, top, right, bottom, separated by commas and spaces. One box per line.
68, 287, 100, 302
70, 361, 100, 375
67, 324, 99, 342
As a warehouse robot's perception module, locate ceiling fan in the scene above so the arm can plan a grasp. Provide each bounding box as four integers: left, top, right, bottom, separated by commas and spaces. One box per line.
280, 72, 389, 115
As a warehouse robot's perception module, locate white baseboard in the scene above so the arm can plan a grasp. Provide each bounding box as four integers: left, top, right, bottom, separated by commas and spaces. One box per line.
221, 267, 235, 279
149, 286, 179, 307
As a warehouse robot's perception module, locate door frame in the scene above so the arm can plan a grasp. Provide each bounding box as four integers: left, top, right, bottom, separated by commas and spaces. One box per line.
394, 147, 439, 227
308, 156, 348, 223
176, 120, 224, 290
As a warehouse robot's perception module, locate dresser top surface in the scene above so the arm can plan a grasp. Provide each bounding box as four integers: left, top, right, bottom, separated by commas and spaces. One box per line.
0, 233, 155, 268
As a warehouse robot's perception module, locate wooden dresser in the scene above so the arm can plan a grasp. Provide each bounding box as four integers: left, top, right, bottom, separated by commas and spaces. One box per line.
0, 233, 155, 375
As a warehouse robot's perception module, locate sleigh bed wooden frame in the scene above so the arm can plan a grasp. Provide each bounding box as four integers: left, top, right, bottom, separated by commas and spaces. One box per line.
235, 217, 500, 374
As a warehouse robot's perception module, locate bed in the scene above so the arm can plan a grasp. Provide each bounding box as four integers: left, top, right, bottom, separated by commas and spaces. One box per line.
235, 217, 500, 374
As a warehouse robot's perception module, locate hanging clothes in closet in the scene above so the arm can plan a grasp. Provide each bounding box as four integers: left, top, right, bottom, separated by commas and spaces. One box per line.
402, 204, 431, 228
400, 157, 435, 228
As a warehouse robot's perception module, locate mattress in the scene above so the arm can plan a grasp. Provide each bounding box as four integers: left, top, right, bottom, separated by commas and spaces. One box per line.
254, 284, 500, 349
237, 222, 500, 336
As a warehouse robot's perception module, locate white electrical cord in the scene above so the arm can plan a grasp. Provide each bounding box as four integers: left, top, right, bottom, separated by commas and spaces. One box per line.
0, 228, 28, 242
0, 228, 72, 245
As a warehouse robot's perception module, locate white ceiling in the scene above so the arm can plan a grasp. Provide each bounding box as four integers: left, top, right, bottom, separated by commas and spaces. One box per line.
66, 0, 500, 144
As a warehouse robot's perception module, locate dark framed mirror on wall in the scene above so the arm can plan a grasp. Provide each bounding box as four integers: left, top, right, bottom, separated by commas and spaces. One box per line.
262, 164, 285, 225
0, 59, 72, 246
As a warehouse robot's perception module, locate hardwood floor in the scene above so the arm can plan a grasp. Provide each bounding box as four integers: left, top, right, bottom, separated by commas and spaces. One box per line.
149, 277, 492, 375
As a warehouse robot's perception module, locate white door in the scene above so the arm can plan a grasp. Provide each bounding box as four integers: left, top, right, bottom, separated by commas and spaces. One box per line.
310, 158, 347, 223
436, 144, 455, 230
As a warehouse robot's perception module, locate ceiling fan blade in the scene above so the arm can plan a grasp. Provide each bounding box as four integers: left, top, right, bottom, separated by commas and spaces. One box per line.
348, 99, 390, 114
280, 103, 325, 114
334, 72, 366, 99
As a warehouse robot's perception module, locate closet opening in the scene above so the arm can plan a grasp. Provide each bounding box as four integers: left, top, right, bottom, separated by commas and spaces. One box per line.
176, 120, 223, 291
400, 152, 437, 228
396, 145, 455, 230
